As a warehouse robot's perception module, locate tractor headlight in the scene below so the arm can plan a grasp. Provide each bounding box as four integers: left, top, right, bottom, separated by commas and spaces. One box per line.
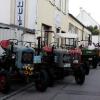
73, 60, 78, 64
23, 64, 34, 75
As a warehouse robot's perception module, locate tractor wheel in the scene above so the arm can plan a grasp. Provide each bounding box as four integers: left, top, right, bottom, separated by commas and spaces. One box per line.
47, 68, 55, 87
35, 70, 48, 92
0, 74, 10, 94
75, 68, 85, 85
85, 66, 90, 75
83, 63, 90, 75
92, 57, 97, 69
92, 63, 97, 69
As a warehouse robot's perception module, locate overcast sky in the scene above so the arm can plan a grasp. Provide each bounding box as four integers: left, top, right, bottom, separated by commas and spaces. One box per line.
69, 0, 100, 24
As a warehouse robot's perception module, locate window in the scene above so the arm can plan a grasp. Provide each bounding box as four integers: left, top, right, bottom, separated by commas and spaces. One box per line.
69, 23, 79, 34
75, 27, 78, 34
42, 24, 52, 45
66, 38, 76, 47
55, 0, 61, 10
61, 0, 66, 13
64, 0, 67, 13
68, 23, 74, 33
22, 52, 33, 64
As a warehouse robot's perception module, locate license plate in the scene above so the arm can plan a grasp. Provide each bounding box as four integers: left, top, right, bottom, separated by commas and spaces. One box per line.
88, 58, 92, 60
64, 63, 71, 68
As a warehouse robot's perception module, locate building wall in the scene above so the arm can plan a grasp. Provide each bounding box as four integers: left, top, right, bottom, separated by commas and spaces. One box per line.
37, 0, 69, 44
68, 14, 91, 46
0, 0, 11, 24
10, 0, 16, 24
68, 14, 83, 41
0, 0, 69, 45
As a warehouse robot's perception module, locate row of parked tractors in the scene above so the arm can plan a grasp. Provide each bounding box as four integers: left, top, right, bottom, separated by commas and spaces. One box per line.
0, 37, 99, 94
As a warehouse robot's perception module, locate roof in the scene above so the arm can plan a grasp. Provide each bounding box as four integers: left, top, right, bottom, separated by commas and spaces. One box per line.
77, 9, 100, 27
68, 13, 91, 32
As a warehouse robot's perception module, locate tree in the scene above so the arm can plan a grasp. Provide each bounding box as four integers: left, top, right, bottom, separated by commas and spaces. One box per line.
87, 25, 100, 35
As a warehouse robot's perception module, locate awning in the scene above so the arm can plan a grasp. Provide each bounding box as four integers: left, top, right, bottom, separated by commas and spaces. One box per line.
54, 33, 78, 39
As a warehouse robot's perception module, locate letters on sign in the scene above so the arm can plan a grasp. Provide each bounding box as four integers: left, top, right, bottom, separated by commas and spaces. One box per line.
16, 0, 25, 26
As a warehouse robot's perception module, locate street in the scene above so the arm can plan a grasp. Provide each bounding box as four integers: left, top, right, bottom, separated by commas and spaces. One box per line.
0, 67, 100, 100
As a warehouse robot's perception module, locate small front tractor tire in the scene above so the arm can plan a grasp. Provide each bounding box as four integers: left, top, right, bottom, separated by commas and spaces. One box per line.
75, 67, 85, 85
35, 70, 48, 92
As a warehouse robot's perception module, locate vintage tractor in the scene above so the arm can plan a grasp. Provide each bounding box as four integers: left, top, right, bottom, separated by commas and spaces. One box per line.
81, 47, 98, 69
0, 39, 49, 93
42, 43, 86, 86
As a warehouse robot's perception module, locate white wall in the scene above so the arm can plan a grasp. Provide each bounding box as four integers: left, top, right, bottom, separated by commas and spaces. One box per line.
0, 0, 11, 24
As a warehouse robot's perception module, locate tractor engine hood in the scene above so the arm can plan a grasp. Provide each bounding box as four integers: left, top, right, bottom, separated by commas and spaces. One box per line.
68, 48, 82, 55
42, 45, 53, 53
88, 44, 95, 50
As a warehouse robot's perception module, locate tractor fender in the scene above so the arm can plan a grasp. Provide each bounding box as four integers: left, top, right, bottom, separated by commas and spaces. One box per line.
0, 70, 8, 76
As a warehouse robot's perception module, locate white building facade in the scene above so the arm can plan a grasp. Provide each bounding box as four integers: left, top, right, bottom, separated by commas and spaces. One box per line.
0, 0, 69, 45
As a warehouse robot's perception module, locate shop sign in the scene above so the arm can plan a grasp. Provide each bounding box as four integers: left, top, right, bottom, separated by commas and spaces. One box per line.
15, 0, 25, 26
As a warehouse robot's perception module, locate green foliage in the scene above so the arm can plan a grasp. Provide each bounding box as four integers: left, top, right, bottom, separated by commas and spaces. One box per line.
87, 25, 100, 35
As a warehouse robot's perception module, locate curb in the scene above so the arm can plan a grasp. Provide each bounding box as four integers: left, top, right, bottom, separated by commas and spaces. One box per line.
1, 82, 34, 100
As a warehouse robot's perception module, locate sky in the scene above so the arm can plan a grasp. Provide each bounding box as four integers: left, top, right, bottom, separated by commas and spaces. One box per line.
69, 0, 100, 24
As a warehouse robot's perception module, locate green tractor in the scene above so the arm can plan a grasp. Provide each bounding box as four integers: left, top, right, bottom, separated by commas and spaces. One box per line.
81, 47, 98, 69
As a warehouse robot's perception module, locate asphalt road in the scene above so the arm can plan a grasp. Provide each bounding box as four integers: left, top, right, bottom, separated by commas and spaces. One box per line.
1, 67, 100, 100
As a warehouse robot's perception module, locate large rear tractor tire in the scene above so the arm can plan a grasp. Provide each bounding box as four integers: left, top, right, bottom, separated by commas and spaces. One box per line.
47, 68, 55, 87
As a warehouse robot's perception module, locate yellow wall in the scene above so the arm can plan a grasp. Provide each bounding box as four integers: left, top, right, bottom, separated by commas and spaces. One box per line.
37, 0, 69, 43
37, 0, 55, 30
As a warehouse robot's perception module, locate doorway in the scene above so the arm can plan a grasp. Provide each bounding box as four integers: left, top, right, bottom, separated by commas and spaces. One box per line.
42, 24, 52, 46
